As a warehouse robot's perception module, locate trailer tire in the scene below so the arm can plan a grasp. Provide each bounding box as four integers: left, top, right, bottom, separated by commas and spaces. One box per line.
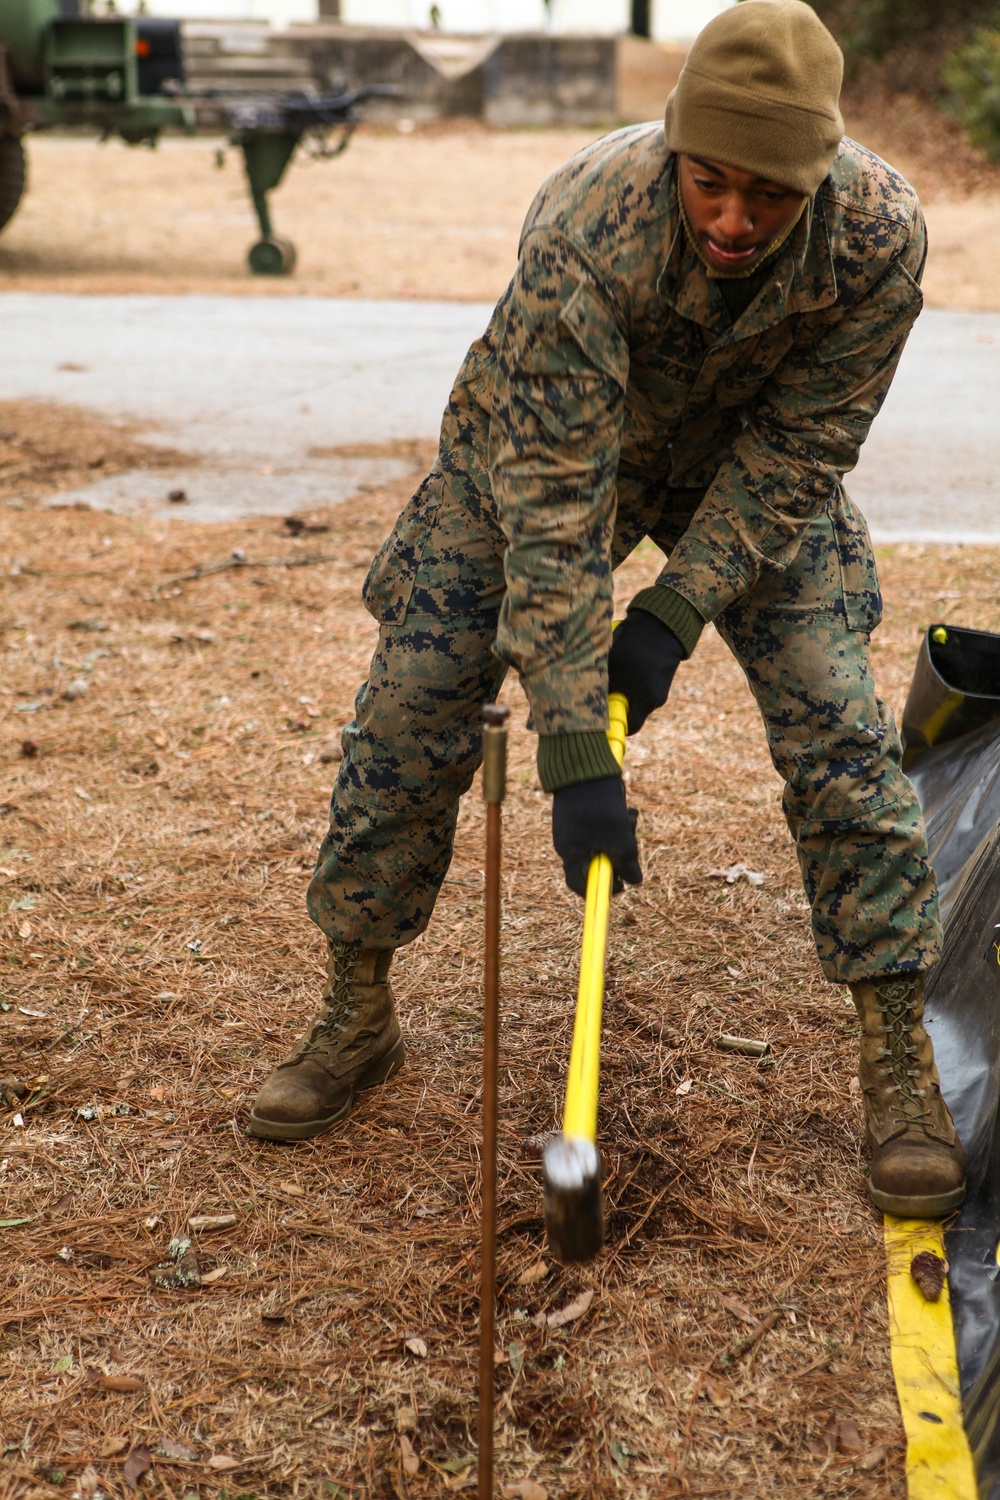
0, 135, 26, 235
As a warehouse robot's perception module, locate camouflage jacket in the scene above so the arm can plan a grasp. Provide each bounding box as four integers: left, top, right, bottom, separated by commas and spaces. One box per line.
374, 125, 926, 779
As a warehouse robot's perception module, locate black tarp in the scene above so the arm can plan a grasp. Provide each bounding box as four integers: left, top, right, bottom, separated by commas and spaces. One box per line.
902, 624, 1000, 1494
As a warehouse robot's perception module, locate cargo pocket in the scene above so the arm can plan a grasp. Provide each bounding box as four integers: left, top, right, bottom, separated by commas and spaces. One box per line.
361, 472, 441, 625
832, 489, 883, 632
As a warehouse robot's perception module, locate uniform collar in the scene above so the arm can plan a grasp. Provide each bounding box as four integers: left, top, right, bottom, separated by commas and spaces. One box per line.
656, 157, 839, 338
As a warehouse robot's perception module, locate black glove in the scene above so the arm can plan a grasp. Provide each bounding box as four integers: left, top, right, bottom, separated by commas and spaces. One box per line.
608, 609, 685, 734
552, 775, 642, 898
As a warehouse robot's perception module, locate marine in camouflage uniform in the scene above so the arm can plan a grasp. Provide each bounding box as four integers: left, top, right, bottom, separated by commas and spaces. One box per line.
250, 0, 965, 1219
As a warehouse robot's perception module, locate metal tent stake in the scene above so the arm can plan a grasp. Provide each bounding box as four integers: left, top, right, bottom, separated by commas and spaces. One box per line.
479, 703, 509, 1500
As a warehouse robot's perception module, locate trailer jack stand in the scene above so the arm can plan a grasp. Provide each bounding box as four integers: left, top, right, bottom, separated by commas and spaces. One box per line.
240, 130, 299, 276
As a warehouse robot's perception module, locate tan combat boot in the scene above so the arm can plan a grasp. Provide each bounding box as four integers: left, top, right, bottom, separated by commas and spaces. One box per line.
850, 974, 965, 1216
249, 940, 404, 1141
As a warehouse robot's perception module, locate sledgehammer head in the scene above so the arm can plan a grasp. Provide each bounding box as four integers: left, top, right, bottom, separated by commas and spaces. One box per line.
542, 1135, 604, 1263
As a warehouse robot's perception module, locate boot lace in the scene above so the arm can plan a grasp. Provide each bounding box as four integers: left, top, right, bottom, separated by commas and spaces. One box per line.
875, 978, 933, 1130
292, 939, 360, 1062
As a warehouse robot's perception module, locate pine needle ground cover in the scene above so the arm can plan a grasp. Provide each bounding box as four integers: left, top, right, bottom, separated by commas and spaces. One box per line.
2, 403, 999, 1500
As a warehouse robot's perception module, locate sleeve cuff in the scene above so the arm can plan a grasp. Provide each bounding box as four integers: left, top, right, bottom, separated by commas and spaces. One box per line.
537, 731, 621, 793
627, 586, 705, 658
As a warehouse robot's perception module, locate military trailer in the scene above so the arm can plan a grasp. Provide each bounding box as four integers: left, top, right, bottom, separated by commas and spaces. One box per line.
0, 0, 393, 273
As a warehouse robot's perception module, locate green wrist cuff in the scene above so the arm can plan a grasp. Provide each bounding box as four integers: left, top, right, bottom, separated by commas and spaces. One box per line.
537, 731, 621, 793
627, 585, 705, 658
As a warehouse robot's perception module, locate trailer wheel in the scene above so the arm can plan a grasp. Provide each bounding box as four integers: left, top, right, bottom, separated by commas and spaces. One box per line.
248, 236, 297, 277
0, 135, 26, 235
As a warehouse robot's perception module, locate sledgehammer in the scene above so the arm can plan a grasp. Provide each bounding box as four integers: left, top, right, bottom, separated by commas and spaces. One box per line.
543, 691, 629, 1264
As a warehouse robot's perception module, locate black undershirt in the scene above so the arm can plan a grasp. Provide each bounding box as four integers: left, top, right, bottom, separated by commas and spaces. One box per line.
715, 259, 775, 323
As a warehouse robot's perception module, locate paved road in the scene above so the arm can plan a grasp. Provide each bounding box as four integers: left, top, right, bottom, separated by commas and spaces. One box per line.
0, 293, 997, 538
0, 294, 493, 522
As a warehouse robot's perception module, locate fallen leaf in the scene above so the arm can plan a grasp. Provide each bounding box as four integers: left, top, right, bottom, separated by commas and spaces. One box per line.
546, 1289, 594, 1328
702, 1375, 731, 1408
516, 1259, 549, 1287
404, 1335, 428, 1358
74, 1465, 101, 1498
610, 1439, 636, 1471
150, 1239, 202, 1289
441, 1455, 476, 1475
155, 1438, 199, 1462
856, 1444, 887, 1472
206, 1454, 240, 1470
709, 863, 766, 885
0, 1080, 26, 1108
100, 1437, 129, 1458
503, 1482, 548, 1500
199, 1266, 227, 1285
836, 1420, 866, 1455
123, 1443, 154, 1488
720, 1294, 757, 1326
97, 1375, 145, 1393
399, 1433, 420, 1476
911, 1250, 948, 1302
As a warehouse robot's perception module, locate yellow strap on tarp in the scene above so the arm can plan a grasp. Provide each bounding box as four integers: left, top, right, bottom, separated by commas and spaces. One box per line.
562, 692, 628, 1143
884, 1215, 977, 1498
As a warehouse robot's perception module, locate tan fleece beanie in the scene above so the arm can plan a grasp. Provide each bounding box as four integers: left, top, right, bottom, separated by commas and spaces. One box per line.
664, 0, 844, 197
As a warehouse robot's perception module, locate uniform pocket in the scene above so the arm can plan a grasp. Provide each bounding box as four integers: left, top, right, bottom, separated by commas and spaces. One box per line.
723, 488, 882, 630
363, 468, 507, 624
362, 472, 441, 624
832, 489, 883, 632
558, 279, 629, 390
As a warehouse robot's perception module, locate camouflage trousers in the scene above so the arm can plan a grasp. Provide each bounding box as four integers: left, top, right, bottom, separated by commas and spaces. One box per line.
307, 482, 942, 985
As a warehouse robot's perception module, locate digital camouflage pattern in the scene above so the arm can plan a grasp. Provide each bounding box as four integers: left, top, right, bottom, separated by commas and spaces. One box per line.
308, 125, 942, 983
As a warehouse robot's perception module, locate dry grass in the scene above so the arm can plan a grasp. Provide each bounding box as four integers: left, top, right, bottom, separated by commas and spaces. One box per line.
3, 401, 1000, 1499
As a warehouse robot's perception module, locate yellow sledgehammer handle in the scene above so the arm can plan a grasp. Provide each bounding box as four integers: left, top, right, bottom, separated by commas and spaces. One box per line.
562, 691, 629, 1142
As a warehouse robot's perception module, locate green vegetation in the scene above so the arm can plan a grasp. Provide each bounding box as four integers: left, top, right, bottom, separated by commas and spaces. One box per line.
794, 0, 1000, 158
943, 28, 1000, 158
809, 0, 999, 69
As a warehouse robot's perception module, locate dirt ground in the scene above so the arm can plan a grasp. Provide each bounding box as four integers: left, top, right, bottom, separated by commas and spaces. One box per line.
2, 61, 998, 1500
1, 89, 999, 308
2, 403, 1000, 1499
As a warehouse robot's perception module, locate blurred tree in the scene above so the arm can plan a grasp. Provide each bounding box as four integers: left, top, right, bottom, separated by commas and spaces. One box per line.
809, 0, 999, 83
943, 28, 1000, 158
